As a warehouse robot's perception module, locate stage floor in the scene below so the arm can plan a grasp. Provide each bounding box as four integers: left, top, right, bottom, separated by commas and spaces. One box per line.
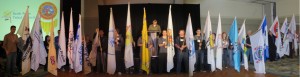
21, 67, 277, 77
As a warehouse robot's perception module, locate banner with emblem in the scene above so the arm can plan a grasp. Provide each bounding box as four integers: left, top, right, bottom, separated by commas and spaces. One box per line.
250, 29, 266, 74
107, 8, 116, 74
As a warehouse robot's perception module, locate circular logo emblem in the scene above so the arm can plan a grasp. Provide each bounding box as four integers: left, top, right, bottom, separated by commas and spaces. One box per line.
39, 2, 57, 19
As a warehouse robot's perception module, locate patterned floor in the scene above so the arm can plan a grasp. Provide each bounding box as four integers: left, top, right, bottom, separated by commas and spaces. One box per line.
262, 57, 299, 77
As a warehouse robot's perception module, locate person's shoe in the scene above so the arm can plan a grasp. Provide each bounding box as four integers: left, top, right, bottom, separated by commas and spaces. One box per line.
118, 72, 122, 75
12, 72, 19, 76
62, 68, 65, 72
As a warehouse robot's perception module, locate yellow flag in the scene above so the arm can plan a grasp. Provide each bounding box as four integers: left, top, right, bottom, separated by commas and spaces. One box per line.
48, 19, 57, 76
141, 8, 150, 74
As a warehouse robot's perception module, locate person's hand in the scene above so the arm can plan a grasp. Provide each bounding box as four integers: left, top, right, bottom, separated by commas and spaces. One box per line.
133, 42, 136, 47
180, 47, 184, 51
6, 51, 9, 56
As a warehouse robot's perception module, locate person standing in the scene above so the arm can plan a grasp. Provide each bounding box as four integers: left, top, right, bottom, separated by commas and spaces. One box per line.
175, 30, 188, 73
16, 37, 24, 73
137, 31, 153, 74
96, 29, 108, 73
43, 35, 50, 71
148, 20, 160, 74
3, 26, 18, 76
246, 31, 252, 63
221, 32, 229, 68
55, 30, 60, 58
194, 29, 205, 72
287, 30, 294, 58
114, 28, 124, 75
158, 30, 168, 73
268, 31, 277, 61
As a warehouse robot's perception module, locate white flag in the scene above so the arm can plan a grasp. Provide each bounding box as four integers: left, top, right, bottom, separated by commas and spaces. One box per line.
18, 7, 31, 75
280, 18, 290, 56
281, 18, 288, 33
68, 9, 74, 69
21, 37, 32, 75
89, 30, 99, 66
250, 29, 266, 74
58, 12, 67, 69
238, 20, 248, 70
107, 8, 116, 74
166, 5, 175, 72
289, 14, 296, 34
30, 13, 47, 71
269, 16, 283, 57
74, 15, 82, 73
17, 7, 30, 41
124, 3, 134, 69
215, 14, 223, 70
186, 13, 196, 76
204, 11, 215, 72
289, 15, 298, 50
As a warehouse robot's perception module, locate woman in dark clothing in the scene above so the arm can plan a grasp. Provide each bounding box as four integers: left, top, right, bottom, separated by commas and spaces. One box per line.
268, 31, 277, 61
44, 35, 50, 71
114, 28, 125, 74
158, 30, 167, 73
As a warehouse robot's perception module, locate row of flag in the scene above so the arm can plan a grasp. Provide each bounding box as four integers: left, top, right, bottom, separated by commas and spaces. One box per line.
16, 7, 84, 76
15, 4, 297, 76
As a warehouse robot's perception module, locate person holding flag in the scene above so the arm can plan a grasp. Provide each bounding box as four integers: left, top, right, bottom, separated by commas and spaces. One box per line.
175, 30, 188, 73
158, 30, 168, 73
194, 28, 205, 71
269, 16, 280, 61
114, 28, 125, 75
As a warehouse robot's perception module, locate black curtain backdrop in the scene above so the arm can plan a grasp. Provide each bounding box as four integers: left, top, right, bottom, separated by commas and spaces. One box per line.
61, 0, 81, 40
98, 4, 200, 42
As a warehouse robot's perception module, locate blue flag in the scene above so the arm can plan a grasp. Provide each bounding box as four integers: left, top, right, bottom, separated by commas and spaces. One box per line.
229, 17, 240, 72
260, 16, 269, 61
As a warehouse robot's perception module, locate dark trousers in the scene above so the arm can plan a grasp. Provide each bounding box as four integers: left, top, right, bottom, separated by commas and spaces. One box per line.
228, 49, 234, 67
44, 56, 48, 71
222, 49, 229, 68
150, 57, 158, 73
176, 51, 189, 73
115, 50, 124, 73
6, 52, 17, 75
196, 50, 205, 71
289, 42, 294, 58
16, 51, 22, 72
158, 53, 167, 73
96, 52, 107, 73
